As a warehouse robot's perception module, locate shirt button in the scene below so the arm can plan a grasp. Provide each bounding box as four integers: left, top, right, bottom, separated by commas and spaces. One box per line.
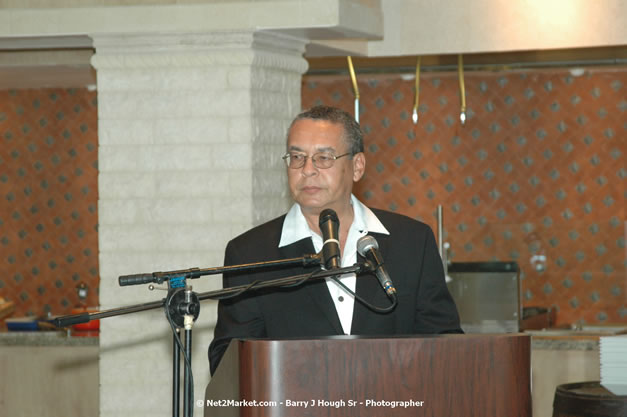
338, 296, 344, 302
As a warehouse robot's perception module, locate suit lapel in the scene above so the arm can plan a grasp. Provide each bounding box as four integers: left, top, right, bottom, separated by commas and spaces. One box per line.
279, 238, 344, 334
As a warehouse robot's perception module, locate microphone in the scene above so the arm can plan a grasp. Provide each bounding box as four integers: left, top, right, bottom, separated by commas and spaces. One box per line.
357, 235, 397, 299
319, 209, 341, 269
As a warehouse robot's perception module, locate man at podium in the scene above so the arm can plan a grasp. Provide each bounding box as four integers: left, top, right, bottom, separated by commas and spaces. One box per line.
209, 105, 462, 375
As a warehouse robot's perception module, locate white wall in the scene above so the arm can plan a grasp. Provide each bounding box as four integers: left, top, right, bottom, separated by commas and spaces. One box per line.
95, 31, 306, 417
367, 0, 627, 56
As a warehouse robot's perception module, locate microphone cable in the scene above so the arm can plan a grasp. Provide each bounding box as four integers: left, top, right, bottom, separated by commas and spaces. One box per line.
330, 274, 397, 313
165, 287, 194, 417
211, 265, 398, 313
210, 272, 314, 301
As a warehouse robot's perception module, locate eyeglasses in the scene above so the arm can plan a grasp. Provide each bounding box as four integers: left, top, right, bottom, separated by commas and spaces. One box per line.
282, 152, 351, 169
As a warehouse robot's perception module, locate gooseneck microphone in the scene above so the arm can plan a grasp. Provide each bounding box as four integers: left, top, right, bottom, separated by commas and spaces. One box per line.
357, 235, 397, 299
319, 209, 341, 269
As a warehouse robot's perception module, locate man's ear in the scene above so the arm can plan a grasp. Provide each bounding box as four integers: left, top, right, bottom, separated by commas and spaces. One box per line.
352, 152, 366, 182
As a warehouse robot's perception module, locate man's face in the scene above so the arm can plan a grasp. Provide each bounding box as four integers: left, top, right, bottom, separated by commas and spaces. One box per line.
286, 119, 365, 217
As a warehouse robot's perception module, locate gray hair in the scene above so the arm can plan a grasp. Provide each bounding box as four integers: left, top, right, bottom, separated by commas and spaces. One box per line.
288, 105, 364, 155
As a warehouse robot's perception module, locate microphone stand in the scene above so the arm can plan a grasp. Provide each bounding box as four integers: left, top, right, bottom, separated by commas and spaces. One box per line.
52, 257, 374, 417
117, 254, 322, 287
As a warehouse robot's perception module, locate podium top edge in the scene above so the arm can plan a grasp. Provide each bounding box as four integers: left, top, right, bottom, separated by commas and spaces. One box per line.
234, 333, 531, 343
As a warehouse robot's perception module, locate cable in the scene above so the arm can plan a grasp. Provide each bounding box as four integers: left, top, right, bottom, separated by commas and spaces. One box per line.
165, 288, 194, 417
330, 275, 397, 313
211, 267, 396, 313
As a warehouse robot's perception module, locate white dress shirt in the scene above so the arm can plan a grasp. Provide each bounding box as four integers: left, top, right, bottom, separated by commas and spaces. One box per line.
278, 195, 389, 334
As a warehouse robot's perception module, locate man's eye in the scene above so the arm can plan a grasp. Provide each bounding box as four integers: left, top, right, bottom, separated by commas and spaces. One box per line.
291, 154, 306, 161
316, 154, 333, 162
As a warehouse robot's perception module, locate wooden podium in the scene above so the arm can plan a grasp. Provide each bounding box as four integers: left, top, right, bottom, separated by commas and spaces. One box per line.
205, 334, 531, 417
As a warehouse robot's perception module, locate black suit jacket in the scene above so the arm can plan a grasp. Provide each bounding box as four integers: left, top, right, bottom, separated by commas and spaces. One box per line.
208, 208, 462, 375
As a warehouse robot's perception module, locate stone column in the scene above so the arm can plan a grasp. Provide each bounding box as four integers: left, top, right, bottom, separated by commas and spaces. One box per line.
93, 31, 307, 417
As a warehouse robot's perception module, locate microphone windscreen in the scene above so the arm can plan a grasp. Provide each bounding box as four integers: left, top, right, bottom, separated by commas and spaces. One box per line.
319, 208, 339, 227
357, 235, 378, 256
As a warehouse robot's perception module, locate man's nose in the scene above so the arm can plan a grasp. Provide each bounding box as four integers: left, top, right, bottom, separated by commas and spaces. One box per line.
301, 156, 318, 176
